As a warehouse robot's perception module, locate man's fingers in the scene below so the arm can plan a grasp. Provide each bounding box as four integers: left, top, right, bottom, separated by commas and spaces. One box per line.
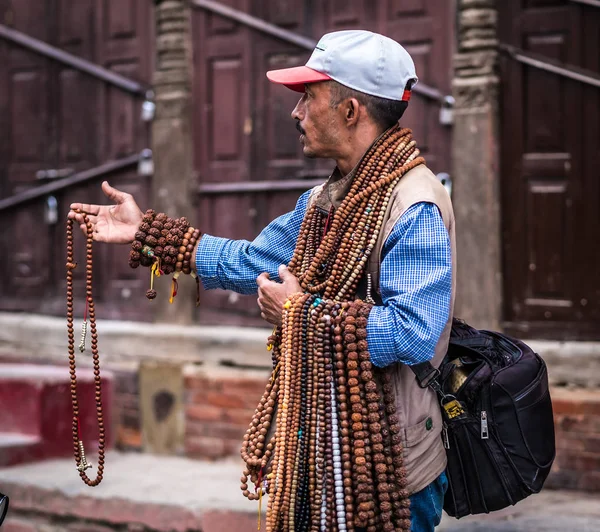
101, 180, 130, 205
69, 203, 100, 216
69, 211, 97, 226
256, 272, 271, 286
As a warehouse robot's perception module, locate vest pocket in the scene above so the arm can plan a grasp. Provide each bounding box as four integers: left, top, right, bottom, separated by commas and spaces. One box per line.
404, 415, 436, 448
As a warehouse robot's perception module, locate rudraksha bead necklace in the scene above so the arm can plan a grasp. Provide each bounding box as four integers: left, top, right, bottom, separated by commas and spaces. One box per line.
129, 210, 203, 304
242, 125, 421, 531
66, 211, 106, 486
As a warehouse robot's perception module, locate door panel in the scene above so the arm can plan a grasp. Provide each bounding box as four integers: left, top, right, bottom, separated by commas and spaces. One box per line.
0, 0, 153, 320
499, 0, 599, 338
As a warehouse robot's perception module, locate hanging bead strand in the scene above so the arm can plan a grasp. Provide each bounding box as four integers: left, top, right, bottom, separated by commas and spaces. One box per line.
66, 211, 106, 487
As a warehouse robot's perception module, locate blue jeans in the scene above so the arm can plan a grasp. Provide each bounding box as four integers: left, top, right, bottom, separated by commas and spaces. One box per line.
355, 471, 448, 532
409, 471, 448, 531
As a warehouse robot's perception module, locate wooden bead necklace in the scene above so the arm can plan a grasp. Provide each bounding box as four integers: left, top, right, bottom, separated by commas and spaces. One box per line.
129, 209, 202, 304
242, 126, 422, 531
66, 211, 106, 486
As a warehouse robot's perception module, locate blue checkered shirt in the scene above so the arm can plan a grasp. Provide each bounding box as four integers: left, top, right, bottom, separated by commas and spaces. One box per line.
196, 190, 452, 368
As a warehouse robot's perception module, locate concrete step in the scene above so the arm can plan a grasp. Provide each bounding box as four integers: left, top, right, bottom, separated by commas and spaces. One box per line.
0, 433, 41, 467
0, 451, 258, 532
0, 452, 599, 532
0, 364, 113, 467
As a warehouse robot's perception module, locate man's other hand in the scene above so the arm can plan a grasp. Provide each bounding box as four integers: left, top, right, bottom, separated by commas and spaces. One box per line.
68, 181, 144, 244
257, 265, 302, 326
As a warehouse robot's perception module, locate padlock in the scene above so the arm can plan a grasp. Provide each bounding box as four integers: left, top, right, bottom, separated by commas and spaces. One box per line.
141, 91, 156, 122
44, 195, 58, 225
442, 398, 465, 420
439, 95, 455, 126
138, 148, 154, 176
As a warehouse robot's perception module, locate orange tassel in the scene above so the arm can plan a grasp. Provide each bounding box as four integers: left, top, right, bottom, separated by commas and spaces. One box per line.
169, 272, 180, 304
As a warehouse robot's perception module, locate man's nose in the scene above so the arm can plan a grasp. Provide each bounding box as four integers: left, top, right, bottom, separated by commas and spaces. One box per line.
291, 98, 304, 120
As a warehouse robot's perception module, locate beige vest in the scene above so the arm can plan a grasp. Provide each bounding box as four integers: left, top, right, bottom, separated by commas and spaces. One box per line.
308, 163, 457, 494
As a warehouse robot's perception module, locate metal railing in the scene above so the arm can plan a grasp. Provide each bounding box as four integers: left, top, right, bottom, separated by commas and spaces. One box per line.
499, 44, 600, 90
568, 0, 600, 7
0, 24, 149, 97
198, 178, 325, 195
191, 0, 445, 103
0, 154, 140, 213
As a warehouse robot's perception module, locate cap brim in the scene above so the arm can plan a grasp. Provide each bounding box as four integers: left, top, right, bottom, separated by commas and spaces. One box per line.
266, 66, 331, 92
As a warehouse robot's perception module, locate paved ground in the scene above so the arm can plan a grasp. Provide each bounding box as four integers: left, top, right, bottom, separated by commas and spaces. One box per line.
437, 488, 600, 532
0, 451, 598, 531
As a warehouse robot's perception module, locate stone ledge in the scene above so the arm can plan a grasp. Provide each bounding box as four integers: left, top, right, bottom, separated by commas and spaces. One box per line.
529, 340, 600, 388
0, 452, 258, 532
1, 313, 598, 387
0, 312, 273, 370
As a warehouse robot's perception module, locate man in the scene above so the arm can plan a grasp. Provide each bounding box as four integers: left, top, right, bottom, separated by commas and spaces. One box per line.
70, 30, 454, 531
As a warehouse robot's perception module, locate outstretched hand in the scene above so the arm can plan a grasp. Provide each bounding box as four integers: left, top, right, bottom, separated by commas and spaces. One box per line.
68, 181, 143, 244
257, 265, 302, 326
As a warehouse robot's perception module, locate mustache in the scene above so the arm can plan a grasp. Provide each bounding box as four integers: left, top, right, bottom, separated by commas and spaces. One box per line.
295, 121, 306, 135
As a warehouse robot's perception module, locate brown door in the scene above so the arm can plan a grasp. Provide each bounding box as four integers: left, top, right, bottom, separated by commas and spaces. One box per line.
0, 0, 152, 320
499, 0, 600, 339
191, 0, 455, 326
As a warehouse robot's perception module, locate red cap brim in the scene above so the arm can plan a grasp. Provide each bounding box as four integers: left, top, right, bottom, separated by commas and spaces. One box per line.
266, 66, 331, 92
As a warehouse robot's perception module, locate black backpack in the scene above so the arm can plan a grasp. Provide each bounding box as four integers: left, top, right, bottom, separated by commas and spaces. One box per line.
411, 319, 556, 519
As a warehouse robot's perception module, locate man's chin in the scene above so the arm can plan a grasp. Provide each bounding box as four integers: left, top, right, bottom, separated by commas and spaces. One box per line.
302, 146, 317, 158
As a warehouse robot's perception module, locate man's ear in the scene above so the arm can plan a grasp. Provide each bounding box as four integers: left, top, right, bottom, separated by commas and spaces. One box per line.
345, 98, 361, 126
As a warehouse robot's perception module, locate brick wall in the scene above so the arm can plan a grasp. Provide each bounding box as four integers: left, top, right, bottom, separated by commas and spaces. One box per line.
2, 347, 598, 494
181, 368, 600, 494
546, 387, 600, 492
184, 366, 269, 460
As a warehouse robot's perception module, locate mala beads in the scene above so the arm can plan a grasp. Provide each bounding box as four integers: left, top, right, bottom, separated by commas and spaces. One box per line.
288, 126, 424, 301
129, 210, 202, 304
242, 125, 421, 531
66, 211, 106, 486
242, 298, 411, 531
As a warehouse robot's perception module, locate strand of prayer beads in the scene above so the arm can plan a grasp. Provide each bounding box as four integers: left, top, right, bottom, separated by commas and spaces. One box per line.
242, 297, 411, 531
66, 211, 106, 486
242, 125, 420, 531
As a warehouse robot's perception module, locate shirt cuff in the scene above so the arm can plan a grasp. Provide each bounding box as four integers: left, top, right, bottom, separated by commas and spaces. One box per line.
366, 304, 396, 368
195, 234, 229, 290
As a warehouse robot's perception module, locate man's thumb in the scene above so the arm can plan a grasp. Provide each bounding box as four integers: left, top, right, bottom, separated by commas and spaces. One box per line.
279, 264, 294, 281
102, 180, 129, 204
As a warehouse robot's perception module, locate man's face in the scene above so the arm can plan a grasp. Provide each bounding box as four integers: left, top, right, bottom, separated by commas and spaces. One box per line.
291, 82, 343, 159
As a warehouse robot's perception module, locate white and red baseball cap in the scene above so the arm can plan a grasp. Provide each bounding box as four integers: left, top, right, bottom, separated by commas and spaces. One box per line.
267, 30, 418, 102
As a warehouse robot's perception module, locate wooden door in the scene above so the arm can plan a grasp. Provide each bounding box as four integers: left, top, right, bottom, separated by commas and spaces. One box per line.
191, 0, 455, 326
0, 0, 152, 320
0, 1, 56, 306
499, 0, 600, 339
319, 0, 454, 173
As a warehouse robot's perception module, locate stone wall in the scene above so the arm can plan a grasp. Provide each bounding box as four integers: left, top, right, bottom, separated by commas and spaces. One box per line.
151, 0, 196, 324
452, 0, 503, 331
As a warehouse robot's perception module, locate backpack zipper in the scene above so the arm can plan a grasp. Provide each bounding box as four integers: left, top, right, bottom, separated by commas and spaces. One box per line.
481, 410, 489, 439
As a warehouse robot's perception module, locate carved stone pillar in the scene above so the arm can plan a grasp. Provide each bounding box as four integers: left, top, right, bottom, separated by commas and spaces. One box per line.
451, 0, 503, 330
151, 0, 195, 324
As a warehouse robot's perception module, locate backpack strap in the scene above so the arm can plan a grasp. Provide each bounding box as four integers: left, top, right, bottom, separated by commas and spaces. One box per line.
410, 361, 443, 395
